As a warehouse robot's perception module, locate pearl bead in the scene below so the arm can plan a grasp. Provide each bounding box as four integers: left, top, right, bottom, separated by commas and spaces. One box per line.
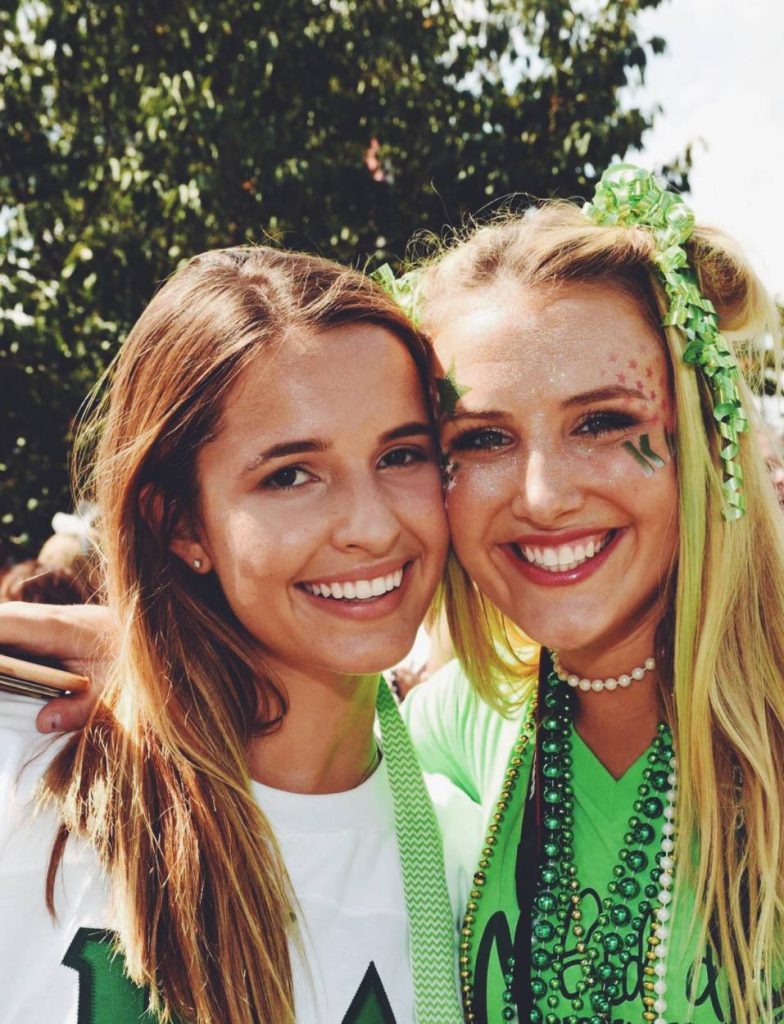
551, 652, 655, 694
654, 979, 668, 994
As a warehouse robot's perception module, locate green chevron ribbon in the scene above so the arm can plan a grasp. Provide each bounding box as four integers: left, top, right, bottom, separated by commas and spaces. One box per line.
375, 680, 463, 1023
584, 163, 748, 519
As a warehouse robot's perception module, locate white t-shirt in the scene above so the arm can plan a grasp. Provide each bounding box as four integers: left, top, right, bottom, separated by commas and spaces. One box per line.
0, 695, 480, 1024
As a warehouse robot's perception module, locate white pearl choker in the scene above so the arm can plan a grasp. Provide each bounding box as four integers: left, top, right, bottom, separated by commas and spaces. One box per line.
552, 651, 656, 692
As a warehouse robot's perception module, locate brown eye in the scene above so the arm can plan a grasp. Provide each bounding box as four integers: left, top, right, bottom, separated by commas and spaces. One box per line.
263, 466, 313, 490
379, 446, 429, 469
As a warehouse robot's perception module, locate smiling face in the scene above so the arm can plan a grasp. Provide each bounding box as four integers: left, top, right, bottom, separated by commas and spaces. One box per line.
176, 323, 448, 684
433, 279, 679, 672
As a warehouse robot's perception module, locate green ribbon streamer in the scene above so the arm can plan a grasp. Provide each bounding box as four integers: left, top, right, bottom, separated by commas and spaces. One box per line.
371, 264, 423, 326
375, 680, 463, 1023
584, 163, 747, 519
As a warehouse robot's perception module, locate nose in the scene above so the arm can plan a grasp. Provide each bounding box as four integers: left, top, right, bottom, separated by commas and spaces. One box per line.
329, 474, 402, 556
512, 448, 584, 523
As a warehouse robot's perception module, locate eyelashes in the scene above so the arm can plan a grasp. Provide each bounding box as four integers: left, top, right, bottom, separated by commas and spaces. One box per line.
261, 445, 433, 491
448, 427, 513, 452
447, 410, 641, 453
574, 410, 641, 438
262, 465, 314, 490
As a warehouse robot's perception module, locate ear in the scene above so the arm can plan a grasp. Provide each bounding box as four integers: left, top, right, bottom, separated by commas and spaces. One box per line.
169, 536, 213, 574
139, 483, 213, 574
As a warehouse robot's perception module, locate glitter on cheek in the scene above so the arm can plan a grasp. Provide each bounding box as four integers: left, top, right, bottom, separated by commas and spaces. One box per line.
440, 456, 461, 506
444, 456, 521, 525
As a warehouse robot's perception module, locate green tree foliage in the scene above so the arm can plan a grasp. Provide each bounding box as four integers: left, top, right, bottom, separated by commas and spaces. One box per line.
0, 0, 673, 554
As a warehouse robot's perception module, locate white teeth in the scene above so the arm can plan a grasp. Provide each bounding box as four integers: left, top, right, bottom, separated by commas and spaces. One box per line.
519, 532, 612, 573
302, 568, 406, 601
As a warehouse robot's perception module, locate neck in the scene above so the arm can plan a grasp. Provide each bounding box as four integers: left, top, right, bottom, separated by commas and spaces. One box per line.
247, 667, 379, 795
555, 622, 662, 779
572, 680, 661, 779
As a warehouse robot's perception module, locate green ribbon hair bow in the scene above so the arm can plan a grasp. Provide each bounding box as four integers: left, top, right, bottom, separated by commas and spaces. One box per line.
584, 163, 748, 520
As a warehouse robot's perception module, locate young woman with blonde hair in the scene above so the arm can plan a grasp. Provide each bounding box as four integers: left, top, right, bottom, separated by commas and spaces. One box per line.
404, 165, 784, 1023
0, 247, 467, 1023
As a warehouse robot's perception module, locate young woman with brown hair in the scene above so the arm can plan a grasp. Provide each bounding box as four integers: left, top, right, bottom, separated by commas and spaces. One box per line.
0, 247, 466, 1024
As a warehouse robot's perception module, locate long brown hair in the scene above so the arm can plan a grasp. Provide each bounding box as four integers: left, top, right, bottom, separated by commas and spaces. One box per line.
43, 247, 435, 1023
420, 204, 784, 1024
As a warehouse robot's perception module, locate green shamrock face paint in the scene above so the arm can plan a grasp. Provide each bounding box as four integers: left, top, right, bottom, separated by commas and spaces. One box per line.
622, 433, 668, 477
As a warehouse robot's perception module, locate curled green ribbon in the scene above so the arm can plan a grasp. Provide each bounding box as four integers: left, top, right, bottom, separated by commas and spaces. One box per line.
371, 263, 422, 326
584, 163, 747, 520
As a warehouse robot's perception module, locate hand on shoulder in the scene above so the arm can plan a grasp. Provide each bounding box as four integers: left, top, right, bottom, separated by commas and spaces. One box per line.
0, 601, 114, 734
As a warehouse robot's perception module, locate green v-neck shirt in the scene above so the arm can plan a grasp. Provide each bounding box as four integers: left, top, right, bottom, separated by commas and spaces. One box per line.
404, 660, 730, 1024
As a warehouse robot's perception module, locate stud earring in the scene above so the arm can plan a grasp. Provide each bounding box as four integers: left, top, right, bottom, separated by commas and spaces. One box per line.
192, 558, 203, 570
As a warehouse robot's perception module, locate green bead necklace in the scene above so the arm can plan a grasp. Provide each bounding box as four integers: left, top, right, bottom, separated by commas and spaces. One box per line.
459, 696, 538, 1023
529, 671, 677, 1024
459, 670, 678, 1024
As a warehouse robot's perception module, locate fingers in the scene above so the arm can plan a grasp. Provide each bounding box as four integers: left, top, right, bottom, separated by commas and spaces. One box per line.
36, 690, 97, 734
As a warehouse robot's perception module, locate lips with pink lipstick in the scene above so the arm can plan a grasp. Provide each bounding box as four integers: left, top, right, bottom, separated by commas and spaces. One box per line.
503, 527, 624, 586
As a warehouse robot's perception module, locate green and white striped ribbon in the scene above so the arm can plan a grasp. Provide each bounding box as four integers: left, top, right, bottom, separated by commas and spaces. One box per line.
375, 680, 463, 1024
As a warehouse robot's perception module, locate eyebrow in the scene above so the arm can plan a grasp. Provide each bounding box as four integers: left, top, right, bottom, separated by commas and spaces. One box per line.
442, 386, 649, 424
443, 409, 509, 424
241, 420, 433, 475
561, 385, 648, 408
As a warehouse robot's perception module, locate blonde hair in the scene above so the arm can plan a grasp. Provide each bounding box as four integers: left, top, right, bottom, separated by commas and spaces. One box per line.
420, 203, 784, 1023
43, 247, 436, 1024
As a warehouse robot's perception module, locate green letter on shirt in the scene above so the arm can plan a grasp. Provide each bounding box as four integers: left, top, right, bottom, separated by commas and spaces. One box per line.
63, 928, 158, 1024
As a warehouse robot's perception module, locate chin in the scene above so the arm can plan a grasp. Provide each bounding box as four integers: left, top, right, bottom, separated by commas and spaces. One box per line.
332, 644, 414, 678
507, 604, 604, 656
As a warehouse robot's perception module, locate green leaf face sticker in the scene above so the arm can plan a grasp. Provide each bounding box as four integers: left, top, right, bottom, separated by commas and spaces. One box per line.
436, 359, 470, 417
621, 433, 668, 477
